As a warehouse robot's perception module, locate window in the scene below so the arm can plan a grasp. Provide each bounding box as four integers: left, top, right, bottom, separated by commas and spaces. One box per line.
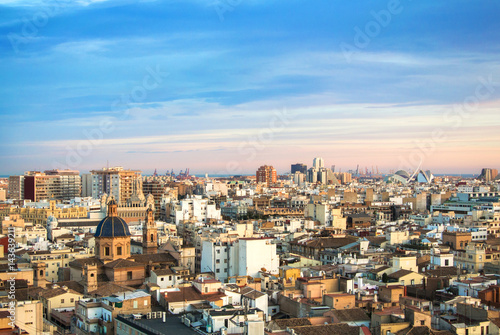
420, 320, 425, 325
61, 299, 65, 303
105, 247, 110, 256
445, 260, 449, 266
216, 269, 220, 273
161, 278, 164, 281
216, 259, 220, 264
117, 247, 122, 255
70, 298, 74, 303
144, 300, 148, 306
133, 301, 138, 309
127, 271, 133, 280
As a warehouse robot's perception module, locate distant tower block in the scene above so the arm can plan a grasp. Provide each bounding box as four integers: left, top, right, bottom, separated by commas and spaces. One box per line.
33, 262, 48, 288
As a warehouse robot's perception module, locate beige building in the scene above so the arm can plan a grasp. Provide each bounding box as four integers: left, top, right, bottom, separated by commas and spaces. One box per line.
455, 242, 489, 272
18, 248, 93, 282
391, 256, 418, 273
38, 285, 83, 321
0, 300, 44, 334
0, 200, 88, 227
91, 167, 142, 204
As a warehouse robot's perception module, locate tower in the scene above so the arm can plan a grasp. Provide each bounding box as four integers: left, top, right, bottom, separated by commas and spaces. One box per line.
142, 205, 158, 254
84, 263, 98, 294
33, 262, 48, 288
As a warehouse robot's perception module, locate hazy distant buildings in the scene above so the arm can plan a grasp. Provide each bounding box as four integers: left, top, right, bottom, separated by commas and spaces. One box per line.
313, 157, 324, 169
256, 165, 277, 186
81, 173, 93, 197
307, 157, 339, 185
291, 163, 307, 174
91, 167, 142, 204
479, 168, 498, 182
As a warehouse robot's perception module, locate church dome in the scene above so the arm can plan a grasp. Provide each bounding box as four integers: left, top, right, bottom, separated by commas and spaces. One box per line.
94, 216, 131, 238
94, 197, 131, 238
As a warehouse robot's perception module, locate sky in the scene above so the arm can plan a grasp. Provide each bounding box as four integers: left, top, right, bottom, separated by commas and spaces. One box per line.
0, 0, 499, 176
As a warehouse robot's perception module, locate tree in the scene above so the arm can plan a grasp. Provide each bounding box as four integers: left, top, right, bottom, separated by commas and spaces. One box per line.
382, 273, 389, 283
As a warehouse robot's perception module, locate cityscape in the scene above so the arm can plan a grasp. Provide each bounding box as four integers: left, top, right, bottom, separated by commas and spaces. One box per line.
1, 1, 500, 335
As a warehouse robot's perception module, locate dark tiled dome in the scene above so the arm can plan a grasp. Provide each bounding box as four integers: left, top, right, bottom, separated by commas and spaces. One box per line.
94, 216, 131, 238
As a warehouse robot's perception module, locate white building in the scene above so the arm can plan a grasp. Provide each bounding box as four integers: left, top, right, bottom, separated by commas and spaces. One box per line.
150, 269, 181, 289
171, 196, 221, 225
201, 238, 279, 282
430, 252, 454, 268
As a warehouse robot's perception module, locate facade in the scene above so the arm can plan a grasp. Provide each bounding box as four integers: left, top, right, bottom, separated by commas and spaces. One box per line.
91, 167, 142, 204
291, 163, 307, 174
169, 196, 221, 225
442, 231, 472, 251
22, 170, 81, 201
0, 200, 88, 227
7, 175, 24, 199
201, 237, 279, 281
256, 165, 277, 186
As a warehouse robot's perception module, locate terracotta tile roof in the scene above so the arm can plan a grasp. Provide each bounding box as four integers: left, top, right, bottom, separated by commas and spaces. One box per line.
38, 287, 82, 299
163, 286, 225, 303
47, 281, 84, 294
271, 318, 312, 329
327, 308, 370, 322
388, 269, 415, 279
104, 258, 144, 269
291, 323, 360, 335
153, 268, 174, 276
130, 252, 177, 265
89, 282, 135, 297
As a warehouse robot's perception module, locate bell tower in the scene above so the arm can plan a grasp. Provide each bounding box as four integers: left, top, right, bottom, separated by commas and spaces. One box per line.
142, 205, 157, 254
33, 262, 48, 288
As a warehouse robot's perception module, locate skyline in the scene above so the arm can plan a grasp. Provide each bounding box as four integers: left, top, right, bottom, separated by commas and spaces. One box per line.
1, 0, 500, 175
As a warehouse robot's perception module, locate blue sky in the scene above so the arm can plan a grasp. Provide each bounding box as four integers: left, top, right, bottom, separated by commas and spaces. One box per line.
0, 0, 499, 175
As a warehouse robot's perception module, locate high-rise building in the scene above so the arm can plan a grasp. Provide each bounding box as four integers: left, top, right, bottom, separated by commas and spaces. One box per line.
479, 168, 498, 182
256, 165, 277, 186
291, 163, 307, 174
22, 170, 81, 202
8, 175, 24, 199
313, 157, 324, 169
81, 173, 93, 197
91, 167, 142, 204
44, 169, 81, 199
